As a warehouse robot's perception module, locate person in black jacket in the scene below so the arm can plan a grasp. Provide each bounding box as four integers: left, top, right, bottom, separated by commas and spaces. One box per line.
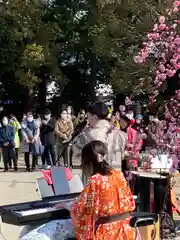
0, 116, 17, 172
40, 109, 56, 166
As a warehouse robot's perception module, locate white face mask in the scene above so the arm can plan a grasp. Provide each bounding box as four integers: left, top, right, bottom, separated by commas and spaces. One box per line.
136, 119, 141, 124
61, 113, 67, 120
67, 108, 71, 114
2, 118, 8, 126
27, 116, 33, 122
10, 119, 14, 124
107, 113, 112, 119
152, 118, 158, 123
44, 114, 51, 120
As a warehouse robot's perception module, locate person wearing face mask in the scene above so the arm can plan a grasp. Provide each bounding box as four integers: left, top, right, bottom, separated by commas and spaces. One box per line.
119, 114, 141, 171
22, 114, 26, 121
67, 105, 76, 124
9, 114, 21, 168
75, 110, 86, 127
133, 114, 143, 132
0, 116, 17, 172
135, 114, 143, 124
55, 110, 74, 165
21, 112, 40, 172
40, 109, 56, 167
145, 115, 164, 149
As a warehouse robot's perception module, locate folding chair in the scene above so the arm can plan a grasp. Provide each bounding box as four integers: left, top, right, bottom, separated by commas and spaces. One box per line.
66, 212, 159, 240
95, 212, 158, 240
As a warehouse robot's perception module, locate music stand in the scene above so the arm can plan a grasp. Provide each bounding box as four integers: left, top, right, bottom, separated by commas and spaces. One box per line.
36, 177, 54, 198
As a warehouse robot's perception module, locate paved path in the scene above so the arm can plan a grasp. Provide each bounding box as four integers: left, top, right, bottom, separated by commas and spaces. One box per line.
0, 155, 81, 240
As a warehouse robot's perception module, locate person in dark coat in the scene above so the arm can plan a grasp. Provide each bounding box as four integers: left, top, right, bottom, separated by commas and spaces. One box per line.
21, 112, 40, 172
40, 109, 56, 166
0, 116, 17, 172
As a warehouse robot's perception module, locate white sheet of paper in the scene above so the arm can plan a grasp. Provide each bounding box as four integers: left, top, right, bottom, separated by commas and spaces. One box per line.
68, 175, 83, 193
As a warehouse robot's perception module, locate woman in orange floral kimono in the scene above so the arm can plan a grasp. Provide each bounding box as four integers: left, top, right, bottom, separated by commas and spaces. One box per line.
71, 140, 135, 240
21, 140, 135, 240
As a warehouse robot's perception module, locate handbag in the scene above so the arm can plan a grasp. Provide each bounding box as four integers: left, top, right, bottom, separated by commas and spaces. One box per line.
8, 140, 15, 149
32, 141, 44, 157
160, 211, 176, 239
159, 176, 176, 239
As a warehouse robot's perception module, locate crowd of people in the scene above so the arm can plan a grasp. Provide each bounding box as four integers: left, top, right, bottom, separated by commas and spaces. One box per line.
0, 101, 179, 175
15, 100, 179, 240
0, 106, 86, 172
0, 106, 87, 172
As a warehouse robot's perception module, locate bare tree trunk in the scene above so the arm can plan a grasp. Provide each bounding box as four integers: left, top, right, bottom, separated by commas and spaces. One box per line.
23, 88, 34, 113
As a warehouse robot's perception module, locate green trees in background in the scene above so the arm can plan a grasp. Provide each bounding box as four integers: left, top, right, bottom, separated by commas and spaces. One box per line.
0, 0, 170, 113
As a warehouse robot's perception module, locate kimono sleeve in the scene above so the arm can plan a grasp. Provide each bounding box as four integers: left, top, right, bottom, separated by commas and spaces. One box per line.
70, 177, 98, 227
118, 172, 135, 213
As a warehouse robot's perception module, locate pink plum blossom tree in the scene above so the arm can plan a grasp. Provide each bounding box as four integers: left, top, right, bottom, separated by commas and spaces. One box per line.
134, 0, 180, 137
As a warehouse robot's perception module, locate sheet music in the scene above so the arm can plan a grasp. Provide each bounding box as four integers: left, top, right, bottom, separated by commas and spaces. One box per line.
51, 167, 70, 195
68, 175, 83, 193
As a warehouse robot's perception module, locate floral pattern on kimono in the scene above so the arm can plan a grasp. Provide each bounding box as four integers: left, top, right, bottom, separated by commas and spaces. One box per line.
71, 169, 135, 240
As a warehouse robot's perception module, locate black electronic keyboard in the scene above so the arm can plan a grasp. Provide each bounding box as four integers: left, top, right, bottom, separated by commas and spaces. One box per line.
0, 192, 80, 226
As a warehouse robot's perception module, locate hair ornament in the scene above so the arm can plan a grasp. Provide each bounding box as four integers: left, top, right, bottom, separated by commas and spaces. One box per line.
97, 153, 106, 163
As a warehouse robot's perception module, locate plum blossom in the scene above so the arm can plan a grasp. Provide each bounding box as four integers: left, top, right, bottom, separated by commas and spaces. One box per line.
159, 64, 166, 73
134, 0, 180, 98
119, 105, 126, 112
159, 16, 166, 24
134, 0, 180, 147
174, 0, 180, 7
134, 56, 144, 64
125, 96, 132, 106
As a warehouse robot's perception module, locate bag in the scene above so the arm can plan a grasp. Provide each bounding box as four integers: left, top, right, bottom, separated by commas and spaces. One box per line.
160, 211, 176, 239
32, 141, 44, 157
8, 140, 15, 149
159, 176, 176, 239
20, 141, 29, 153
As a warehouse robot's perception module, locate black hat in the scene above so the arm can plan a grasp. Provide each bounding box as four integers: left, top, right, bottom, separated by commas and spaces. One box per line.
43, 109, 51, 115
87, 101, 109, 119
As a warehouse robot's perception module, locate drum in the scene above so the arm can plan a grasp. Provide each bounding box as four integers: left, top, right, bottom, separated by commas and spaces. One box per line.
130, 171, 172, 215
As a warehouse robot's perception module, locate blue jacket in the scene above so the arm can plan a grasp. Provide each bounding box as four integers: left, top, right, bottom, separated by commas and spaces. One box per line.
0, 125, 15, 148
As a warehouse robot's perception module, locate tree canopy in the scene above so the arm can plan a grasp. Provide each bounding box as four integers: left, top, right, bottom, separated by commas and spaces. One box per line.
0, 0, 174, 113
